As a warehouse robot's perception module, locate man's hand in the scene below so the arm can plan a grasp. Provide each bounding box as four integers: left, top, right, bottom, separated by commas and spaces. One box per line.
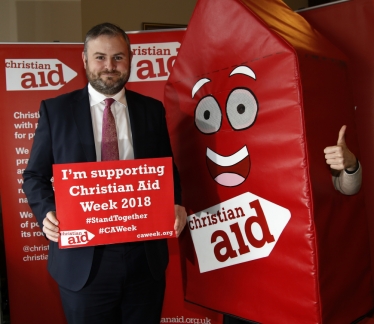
43, 211, 60, 242
324, 125, 357, 171
174, 204, 187, 238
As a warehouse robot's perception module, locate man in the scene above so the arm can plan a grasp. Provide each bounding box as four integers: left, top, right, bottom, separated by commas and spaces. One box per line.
23, 22, 187, 324
324, 125, 362, 195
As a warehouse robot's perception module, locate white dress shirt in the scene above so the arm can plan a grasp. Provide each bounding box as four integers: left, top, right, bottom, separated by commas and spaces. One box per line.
88, 83, 134, 161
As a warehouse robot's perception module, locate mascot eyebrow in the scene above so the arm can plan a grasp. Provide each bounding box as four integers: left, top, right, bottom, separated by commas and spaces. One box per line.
191, 65, 256, 98
229, 66, 256, 79
192, 78, 210, 98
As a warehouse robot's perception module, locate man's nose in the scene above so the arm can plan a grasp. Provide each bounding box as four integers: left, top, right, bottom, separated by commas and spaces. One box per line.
106, 58, 116, 71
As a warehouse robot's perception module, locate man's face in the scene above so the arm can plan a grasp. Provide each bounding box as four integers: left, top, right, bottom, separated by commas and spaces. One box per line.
82, 34, 132, 95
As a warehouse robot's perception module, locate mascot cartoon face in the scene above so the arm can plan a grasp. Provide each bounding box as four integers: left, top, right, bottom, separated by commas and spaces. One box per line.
192, 66, 258, 187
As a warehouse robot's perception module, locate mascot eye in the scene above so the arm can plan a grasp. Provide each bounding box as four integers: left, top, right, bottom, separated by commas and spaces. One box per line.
195, 95, 222, 134
226, 88, 258, 130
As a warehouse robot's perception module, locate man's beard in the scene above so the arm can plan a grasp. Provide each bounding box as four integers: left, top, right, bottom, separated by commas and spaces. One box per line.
85, 66, 130, 95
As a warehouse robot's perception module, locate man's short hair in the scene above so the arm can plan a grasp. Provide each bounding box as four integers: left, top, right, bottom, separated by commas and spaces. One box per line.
84, 22, 131, 56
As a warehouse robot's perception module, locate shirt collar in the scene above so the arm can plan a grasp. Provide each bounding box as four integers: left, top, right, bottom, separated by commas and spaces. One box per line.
88, 83, 127, 107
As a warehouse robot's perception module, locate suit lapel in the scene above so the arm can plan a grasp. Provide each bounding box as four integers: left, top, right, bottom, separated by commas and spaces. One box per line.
127, 90, 147, 159
71, 86, 97, 162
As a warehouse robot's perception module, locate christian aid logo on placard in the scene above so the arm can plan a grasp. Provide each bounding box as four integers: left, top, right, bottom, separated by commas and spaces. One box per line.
60, 229, 95, 247
129, 42, 180, 82
188, 192, 291, 273
5, 59, 77, 91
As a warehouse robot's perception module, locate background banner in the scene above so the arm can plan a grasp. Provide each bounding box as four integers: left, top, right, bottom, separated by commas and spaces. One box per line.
0, 29, 223, 324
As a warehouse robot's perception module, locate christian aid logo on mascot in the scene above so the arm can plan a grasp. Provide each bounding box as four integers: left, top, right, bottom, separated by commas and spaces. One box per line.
129, 42, 180, 82
60, 229, 95, 247
5, 59, 77, 91
188, 192, 291, 273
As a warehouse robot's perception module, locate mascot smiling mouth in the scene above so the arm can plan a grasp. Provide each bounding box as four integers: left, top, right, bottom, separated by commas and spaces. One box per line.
206, 146, 250, 187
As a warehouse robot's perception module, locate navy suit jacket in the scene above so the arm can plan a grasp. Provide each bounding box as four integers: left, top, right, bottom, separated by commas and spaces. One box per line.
23, 86, 181, 291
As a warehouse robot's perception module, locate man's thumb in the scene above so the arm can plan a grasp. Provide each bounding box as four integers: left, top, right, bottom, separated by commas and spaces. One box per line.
337, 125, 347, 146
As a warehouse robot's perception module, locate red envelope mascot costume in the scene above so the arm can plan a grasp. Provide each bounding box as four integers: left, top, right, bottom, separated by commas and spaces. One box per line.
164, 0, 374, 323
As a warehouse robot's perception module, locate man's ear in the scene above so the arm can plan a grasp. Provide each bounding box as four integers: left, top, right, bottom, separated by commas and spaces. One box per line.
82, 52, 87, 68
129, 51, 133, 64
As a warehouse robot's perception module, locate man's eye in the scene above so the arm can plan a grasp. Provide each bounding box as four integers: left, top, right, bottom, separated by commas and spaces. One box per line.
95, 56, 104, 60
114, 56, 123, 61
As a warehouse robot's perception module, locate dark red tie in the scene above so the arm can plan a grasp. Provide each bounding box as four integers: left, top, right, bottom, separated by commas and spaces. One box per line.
101, 98, 119, 161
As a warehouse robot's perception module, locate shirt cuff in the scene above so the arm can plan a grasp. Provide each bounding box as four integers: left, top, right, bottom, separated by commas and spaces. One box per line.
345, 159, 360, 174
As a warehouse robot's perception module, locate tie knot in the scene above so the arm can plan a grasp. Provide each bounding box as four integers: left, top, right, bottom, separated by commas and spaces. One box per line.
104, 98, 115, 109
